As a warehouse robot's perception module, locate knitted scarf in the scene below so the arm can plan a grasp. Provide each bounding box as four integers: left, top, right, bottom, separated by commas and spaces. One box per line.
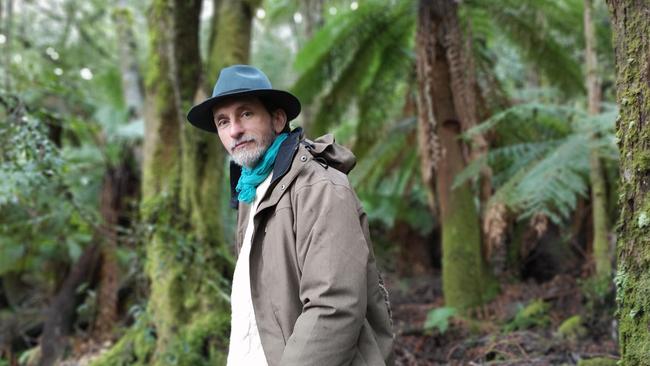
236, 132, 288, 204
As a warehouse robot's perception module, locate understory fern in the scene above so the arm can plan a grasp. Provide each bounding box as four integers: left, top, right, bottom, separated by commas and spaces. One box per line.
292, 0, 415, 149
456, 102, 618, 224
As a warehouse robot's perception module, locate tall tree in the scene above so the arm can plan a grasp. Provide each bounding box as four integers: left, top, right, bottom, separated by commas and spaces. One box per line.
416, 0, 496, 311
607, 0, 650, 364
93, 4, 145, 339
94, 0, 258, 363
584, 0, 611, 280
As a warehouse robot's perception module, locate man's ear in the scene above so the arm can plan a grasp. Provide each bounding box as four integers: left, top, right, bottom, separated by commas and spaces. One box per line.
271, 109, 287, 134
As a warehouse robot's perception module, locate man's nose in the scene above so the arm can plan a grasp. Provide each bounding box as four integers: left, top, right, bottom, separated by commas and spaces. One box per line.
228, 120, 244, 138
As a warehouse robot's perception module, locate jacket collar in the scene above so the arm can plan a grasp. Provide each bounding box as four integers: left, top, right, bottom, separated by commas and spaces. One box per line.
229, 127, 303, 209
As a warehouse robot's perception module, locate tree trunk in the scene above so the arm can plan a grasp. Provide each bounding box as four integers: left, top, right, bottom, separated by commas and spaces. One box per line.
182, 0, 259, 249
584, 0, 611, 280
91, 5, 145, 340
606, 0, 650, 364
93, 168, 120, 339
140, 0, 232, 363
94, 0, 256, 364
113, 3, 145, 121
415, 0, 497, 312
39, 244, 101, 366
93, 157, 139, 339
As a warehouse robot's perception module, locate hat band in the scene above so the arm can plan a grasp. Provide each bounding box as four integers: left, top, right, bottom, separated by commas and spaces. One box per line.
214, 87, 272, 97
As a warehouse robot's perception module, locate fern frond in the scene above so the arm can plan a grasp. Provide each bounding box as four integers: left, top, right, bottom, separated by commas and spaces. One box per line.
292, 0, 416, 135
350, 116, 417, 191
462, 100, 617, 224
355, 4, 415, 158
464, 0, 585, 96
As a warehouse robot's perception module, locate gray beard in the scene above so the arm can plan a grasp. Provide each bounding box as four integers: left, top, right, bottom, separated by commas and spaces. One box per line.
230, 131, 276, 168
231, 143, 267, 168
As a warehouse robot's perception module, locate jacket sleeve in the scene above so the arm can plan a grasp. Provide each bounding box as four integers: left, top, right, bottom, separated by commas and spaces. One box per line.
279, 180, 369, 366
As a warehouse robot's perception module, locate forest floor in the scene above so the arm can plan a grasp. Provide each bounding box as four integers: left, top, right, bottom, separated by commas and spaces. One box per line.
56, 272, 620, 366
387, 272, 619, 365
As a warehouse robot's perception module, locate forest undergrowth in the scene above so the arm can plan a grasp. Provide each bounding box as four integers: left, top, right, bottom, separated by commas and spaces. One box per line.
388, 272, 618, 365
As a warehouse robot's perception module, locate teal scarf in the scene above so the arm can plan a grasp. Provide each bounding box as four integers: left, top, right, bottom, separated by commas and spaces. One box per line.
236, 133, 288, 204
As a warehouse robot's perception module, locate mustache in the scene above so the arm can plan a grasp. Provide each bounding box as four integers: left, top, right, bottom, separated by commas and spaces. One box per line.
230, 136, 255, 150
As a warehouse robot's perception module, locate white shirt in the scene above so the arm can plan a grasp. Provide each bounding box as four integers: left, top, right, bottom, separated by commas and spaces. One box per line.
227, 174, 272, 366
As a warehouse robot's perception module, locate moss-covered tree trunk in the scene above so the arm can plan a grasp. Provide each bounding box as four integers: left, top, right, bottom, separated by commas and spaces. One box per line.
606, 0, 650, 364
584, 0, 612, 281
94, 1, 257, 365
182, 0, 259, 245
415, 0, 497, 312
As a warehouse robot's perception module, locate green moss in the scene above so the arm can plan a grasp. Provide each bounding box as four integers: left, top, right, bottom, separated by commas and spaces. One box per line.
164, 312, 230, 366
609, 0, 650, 363
92, 312, 229, 366
442, 180, 498, 311
91, 323, 155, 366
617, 270, 650, 364
638, 212, 649, 228
504, 299, 550, 331
113, 0, 244, 364
577, 357, 618, 366
556, 315, 586, 340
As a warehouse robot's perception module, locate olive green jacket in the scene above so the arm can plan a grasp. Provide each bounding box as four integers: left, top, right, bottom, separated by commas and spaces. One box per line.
231, 128, 394, 366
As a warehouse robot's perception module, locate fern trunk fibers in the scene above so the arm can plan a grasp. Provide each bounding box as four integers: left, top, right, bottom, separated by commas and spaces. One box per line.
606, 0, 650, 363
584, 0, 611, 280
416, 0, 496, 312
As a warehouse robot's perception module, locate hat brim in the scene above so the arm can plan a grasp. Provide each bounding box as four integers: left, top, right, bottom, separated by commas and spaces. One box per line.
186, 89, 301, 133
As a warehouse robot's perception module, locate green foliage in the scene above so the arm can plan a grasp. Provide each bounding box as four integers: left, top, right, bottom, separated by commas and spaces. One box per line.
292, 0, 415, 140
18, 347, 40, 366
465, 0, 587, 97
423, 307, 457, 334
556, 315, 587, 340
0, 98, 97, 279
577, 357, 618, 366
91, 309, 156, 366
456, 102, 618, 224
349, 117, 433, 235
504, 299, 550, 331
0, 8, 148, 363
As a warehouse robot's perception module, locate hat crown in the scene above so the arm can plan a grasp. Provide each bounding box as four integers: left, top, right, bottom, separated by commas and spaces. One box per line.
212, 65, 272, 98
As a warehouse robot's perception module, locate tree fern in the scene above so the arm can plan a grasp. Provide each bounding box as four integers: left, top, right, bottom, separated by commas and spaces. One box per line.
292, 0, 416, 140
465, 0, 586, 96
456, 102, 617, 224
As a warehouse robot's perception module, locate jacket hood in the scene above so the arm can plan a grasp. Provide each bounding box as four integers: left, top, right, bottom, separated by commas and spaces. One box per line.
302, 134, 356, 174
229, 128, 356, 208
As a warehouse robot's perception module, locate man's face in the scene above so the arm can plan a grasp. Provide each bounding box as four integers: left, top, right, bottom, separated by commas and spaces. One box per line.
213, 96, 286, 168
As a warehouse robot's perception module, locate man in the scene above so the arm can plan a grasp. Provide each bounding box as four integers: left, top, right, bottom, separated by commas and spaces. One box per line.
187, 65, 393, 366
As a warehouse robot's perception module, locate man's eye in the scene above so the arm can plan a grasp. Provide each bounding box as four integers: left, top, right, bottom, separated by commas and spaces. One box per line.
242, 111, 253, 118
217, 119, 229, 128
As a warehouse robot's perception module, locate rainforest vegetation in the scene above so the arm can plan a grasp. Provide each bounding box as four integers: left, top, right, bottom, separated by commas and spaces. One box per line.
0, 0, 648, 365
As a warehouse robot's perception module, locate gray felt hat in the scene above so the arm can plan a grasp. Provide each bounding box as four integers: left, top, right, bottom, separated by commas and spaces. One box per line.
187, 65, 301, 133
